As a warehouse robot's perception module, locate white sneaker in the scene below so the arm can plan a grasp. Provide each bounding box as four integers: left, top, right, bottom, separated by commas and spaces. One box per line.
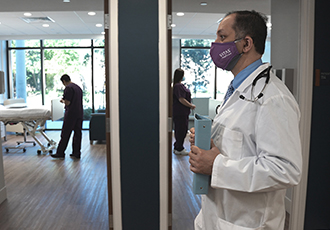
173, 149, 189, 155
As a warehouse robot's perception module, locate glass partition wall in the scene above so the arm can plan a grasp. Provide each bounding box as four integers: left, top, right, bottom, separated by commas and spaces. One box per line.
7, 39, 105, 129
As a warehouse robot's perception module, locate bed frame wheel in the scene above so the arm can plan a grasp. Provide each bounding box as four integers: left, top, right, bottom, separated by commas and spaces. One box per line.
23, 148, 26, 152
49, 150, 53, 154
5, 148, 9, 153
33, 143, 36, 146
37, 150, 41, 155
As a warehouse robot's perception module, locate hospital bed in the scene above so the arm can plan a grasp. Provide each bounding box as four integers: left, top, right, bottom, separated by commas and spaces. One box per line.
0, 99, 63, 154
4, 99, 37, 147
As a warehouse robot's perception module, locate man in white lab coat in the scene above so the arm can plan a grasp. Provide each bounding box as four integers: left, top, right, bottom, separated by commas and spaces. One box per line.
189, 10, 302, 230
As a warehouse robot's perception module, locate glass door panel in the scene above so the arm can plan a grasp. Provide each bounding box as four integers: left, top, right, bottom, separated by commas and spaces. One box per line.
10, 48, 42, 106
93, 48, 106, 112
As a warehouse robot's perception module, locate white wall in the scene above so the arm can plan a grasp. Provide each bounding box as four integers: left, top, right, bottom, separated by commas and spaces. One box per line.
271, 0, 299, 98
271, 2, 315, 230
271, 0, 300, 216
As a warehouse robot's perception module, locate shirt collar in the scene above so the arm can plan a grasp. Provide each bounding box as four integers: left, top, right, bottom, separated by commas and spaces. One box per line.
232, 59, 263, 89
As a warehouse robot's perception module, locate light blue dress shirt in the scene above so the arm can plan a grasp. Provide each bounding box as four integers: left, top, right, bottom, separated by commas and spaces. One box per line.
232, 59, 263, 90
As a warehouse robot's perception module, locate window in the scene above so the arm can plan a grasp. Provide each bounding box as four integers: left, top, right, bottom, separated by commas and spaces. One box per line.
9, 45, 42, 105
43, 39, 92, 47
93, 48, 106, 111
181, 39, 214, 98
8, 39, 105, 130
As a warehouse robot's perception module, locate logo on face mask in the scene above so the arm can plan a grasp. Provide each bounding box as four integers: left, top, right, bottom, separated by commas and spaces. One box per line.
219, 48, 233, 59
210, 41, 242, 71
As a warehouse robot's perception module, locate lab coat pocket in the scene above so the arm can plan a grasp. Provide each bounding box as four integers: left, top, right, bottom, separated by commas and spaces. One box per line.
217, 217, 264, 230
214, 126, 243, 160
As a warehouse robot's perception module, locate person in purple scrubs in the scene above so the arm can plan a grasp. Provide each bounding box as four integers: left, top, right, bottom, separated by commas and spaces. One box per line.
172, 68, 196, 155
51, 74, 83, 159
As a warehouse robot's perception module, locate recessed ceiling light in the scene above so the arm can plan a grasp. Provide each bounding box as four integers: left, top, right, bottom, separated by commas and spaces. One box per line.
96, 24, 102, 27
63, 0, 70, 2
177, 12, 184, 17
42, 24, 49, 28
24, 12, 32, 17
88, 12, 96, 16
101, 32, 105, 35
200, 2, 207, 6
171, 24, 176, 27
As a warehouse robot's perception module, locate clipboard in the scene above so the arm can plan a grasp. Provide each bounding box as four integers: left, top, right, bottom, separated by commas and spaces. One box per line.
193, 113, 212, 194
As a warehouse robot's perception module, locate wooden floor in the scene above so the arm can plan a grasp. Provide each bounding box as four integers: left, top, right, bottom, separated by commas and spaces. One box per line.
172, 134, 201, 230
0, 131, 109, 230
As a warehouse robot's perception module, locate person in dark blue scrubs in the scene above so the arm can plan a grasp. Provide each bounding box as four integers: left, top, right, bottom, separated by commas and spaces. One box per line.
51, 74, 83, 159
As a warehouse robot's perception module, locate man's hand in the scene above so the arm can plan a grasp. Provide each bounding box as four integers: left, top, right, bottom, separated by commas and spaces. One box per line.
189, 140, 220, 175
60, 99, 71, 106
189, 127, 195, 146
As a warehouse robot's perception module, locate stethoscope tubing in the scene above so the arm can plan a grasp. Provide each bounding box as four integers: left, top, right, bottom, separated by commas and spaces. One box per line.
216, 66, 273, 114
239, 65, 272, 103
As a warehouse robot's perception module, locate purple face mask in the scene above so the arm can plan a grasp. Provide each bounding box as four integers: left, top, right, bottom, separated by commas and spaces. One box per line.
210, 39, 243, 71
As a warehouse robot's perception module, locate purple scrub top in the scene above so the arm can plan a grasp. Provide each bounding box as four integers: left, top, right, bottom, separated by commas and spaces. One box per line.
173, 83, 192, 117
63, 82, 83, 119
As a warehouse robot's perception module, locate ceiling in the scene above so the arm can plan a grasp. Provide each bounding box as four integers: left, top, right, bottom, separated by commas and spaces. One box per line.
0, 0, 104, 40
0, 0, 270, 40
172, 0, 270, 39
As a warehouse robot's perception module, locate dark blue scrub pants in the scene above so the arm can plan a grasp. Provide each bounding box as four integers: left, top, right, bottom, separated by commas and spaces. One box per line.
173, 115, 188, 151
56, 115, 83, 157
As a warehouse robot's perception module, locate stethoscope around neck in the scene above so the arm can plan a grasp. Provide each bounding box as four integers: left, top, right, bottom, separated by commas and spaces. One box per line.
215, 65, 273, 114
239, 65, 272, 102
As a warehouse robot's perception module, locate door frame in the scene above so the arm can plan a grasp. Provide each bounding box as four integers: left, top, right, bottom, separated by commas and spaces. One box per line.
289, 0, 314, 229
159, 0, 171, 229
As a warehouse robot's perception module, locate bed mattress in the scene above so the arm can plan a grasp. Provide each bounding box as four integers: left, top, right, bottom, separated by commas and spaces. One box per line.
0, 105, 51, 123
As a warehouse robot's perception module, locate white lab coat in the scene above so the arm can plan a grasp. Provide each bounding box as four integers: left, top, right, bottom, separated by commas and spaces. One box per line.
195, 63, 302, 230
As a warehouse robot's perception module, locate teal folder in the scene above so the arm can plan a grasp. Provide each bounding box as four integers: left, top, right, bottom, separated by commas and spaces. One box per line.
193, 114, 212, 194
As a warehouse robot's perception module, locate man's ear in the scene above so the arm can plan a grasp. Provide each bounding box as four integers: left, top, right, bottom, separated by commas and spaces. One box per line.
242, 36, 253, 53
